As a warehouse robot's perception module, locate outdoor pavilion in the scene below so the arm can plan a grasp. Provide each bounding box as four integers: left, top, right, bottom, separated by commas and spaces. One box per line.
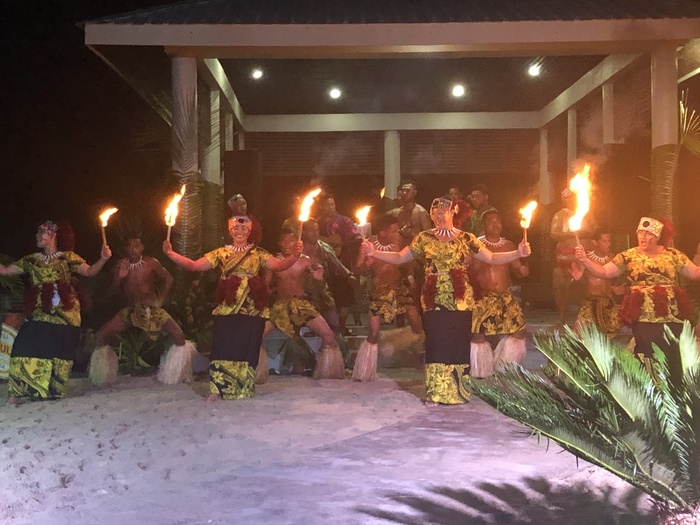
83, 0, 700, 297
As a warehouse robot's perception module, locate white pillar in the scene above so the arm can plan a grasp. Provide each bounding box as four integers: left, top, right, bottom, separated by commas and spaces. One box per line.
201, 88, 221, 184
539, 128, 553, 205
237, 130, 246, 151
567, 108, 577, 176
602, 83, 616, 145
651, 46, 679, 149
384, 131, 401, 199
224, 112, 234, 152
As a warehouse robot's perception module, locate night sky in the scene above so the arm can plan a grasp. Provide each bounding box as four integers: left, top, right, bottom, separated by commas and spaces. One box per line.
5, 1, 172, 259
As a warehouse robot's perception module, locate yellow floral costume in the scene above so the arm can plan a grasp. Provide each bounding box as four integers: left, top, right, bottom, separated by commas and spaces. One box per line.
270, 296, 320, 337
410, 230, 484, 404
8, 251, 86, 400
576, 295, 620, 336
118, 304, 174, 340
205, 245, 272, 400
471, 290, 526, 336
369, 283, 413, 324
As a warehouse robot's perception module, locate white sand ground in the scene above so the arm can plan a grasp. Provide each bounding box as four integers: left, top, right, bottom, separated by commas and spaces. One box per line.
1, 371, 653, 525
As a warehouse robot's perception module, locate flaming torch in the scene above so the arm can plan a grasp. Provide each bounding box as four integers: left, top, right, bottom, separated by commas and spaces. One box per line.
519, 201, 538, 243
99, 207, 118, 246
380, 187, 385, 199
355, 205, 372, 240
297, 188, 322, 241
164, 185, 186, 242
568, 164, 591, 246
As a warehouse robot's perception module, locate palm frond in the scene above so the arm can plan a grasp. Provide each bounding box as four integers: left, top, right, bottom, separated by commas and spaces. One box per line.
474, 322, 700, 512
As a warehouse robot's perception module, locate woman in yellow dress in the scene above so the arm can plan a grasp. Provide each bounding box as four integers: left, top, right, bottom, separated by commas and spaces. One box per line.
163, 215, 302, 401
0, 221, 111, 403
575, 217, 700, 382
363, 198, 531, 406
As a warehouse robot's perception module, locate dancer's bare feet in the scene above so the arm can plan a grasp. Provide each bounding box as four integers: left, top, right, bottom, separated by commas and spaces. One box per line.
205, 393, 221, 403
6, 397, 24, 407
423, 400, 439, 408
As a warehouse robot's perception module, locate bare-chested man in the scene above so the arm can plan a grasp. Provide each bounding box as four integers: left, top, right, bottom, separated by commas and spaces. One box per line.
351, 215, 422, 381
269, 229, 344, 379
98, 236, 185, 346
470, 211, 529, 377
570, 229, 625, 336
388, 181, 432, 248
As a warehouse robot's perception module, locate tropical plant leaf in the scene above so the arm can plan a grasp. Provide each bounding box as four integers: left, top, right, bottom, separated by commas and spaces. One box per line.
473, 323, 700, 511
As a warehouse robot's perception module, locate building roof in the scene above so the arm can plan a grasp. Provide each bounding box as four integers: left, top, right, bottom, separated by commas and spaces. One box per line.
91, 0, 700, 26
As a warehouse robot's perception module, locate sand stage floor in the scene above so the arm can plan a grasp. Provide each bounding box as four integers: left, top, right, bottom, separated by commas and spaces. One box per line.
1, 367, 652, 525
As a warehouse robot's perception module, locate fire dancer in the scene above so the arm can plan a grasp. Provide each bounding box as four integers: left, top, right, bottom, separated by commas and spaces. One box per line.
269, 229, 345, 379
90, 234, 191, 386
570, 228, 625, 337
163, 215, 302, 401
469, 211, 529, 377
352, 214, 422, 382
575, 217, 700, 382
1, 221, 111, 403
363, 198, 531, 406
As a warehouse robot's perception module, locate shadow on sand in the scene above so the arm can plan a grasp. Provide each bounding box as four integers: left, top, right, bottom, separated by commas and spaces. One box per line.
358, 476, 654, 525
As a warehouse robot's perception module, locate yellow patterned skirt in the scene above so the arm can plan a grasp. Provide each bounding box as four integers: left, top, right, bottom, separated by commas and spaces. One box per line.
369, 284, 413, 324
425, 363, 471, 404
118, 304, 174, 340
471, 290, 526, 335
269, 296, 320, 337
8, 321, 80, 400
576, 294, 620, 336
209, 360, 256, 400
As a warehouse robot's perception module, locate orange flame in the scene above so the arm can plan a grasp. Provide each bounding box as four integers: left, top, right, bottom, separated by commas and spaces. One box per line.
519, 201, 538, 229
380, 187, 385, 199
164, 185, 186, 227
99, 207, 118, 227
568, 164, 591, 232
355, 205, 372, 227
298, 188, 321, 223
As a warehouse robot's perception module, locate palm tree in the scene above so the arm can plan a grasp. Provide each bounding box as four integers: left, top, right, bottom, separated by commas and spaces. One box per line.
651, 91, 700, 225
473, 324, 700, 524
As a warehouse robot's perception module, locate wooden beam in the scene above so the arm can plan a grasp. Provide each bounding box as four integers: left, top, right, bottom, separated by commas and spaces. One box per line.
245, 112, 539, 132
539, 54, 640, 126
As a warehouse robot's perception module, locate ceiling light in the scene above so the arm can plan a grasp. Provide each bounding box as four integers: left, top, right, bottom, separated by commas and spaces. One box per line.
329, 87, 342, 99
251, 68, 263, 80
451, 84, 466, 98
528, 64, 541, 77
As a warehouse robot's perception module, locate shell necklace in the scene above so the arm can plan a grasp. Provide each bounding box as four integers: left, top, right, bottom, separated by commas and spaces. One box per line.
229, 243, 253, 253
587, 251, 611, 265
37, 251, 62, 263
432, 227, 459, 237
372, 239, 393, 252
479, 236, 507, 249
127, 257, 144, 270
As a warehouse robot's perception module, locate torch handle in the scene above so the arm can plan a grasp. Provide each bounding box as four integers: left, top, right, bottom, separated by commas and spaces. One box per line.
523, 228, 528, 244
297, 222, 304, 242
101, 227, 107, 246
574, 231, 581, 246
167, 226, 172, 242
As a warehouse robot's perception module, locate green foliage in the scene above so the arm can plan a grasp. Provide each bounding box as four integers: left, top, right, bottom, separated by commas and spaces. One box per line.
473, 323, 700, 516
115, 327, 168, 375
0, 254, 25, 305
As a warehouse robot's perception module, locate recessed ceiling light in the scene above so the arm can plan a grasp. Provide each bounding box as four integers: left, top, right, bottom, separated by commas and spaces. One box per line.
451, 84, 466, 98
251, 68, 263, 80
528, 64, 541, 77
329, 87, 342, 99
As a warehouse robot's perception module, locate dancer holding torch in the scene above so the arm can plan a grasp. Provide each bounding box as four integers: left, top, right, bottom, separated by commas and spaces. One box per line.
362, 197, 531, 406
2, 221, 111, 404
